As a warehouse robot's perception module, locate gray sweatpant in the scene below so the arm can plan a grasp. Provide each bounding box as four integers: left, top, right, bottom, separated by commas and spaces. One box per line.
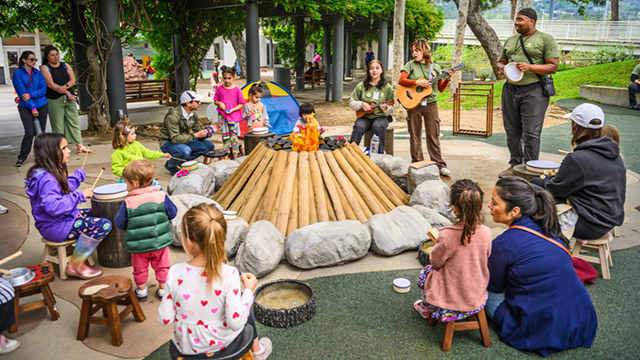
501, 82, 549, 167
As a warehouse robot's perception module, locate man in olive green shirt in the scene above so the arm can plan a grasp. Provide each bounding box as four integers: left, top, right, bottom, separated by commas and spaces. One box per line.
628, 63, 640, 110
496, 8, 559, 178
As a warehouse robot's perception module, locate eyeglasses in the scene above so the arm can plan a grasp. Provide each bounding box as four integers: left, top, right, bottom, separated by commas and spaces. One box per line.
27, 58, 37, 62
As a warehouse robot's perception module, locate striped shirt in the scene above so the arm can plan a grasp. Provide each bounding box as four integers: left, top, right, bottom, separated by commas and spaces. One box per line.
0, 278, 15, 304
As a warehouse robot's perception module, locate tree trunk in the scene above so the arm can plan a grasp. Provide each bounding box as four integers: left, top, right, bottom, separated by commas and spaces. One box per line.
511, 0, 517, 20
515, 0, 533, 16
455, 0, 504, 80
229, 33, 247, 79
392, 0, 407, 121
448, 0, 470, 102
611, 0, 618, 21
86, 43, 110, 132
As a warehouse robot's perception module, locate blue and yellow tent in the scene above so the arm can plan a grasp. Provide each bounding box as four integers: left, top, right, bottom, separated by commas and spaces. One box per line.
240, 80, 300, 136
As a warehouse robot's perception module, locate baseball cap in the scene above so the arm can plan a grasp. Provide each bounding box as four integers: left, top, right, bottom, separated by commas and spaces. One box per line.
180, 90, 204, 104
563, 103, 604, 129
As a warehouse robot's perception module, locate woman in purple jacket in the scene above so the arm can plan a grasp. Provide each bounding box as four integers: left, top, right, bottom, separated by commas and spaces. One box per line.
25, 133, 111, 279
12, 51, 49, 167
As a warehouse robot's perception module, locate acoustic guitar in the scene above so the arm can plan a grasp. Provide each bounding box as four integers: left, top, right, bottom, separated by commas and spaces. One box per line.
396, 63, 465, 110
355, 99, 394, 118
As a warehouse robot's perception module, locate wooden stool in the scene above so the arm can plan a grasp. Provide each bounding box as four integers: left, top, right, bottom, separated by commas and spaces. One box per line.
572, 236, 613, 280
203, 149, 230, 165
42, 238, 95, 280
364, 126, 394, 155
77, 276, 145, 347
427, 308, 492, 351
10, 262, 60, 333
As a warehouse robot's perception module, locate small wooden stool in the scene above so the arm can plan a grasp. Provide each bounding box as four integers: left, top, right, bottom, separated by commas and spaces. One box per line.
10, 262, 60, 333
427, 308, 492, 351
572, 236, 613, 280
42, 238, 95, 280
364, 126, 394, 155
203, 149, 231, 165
77, 276, 145, 346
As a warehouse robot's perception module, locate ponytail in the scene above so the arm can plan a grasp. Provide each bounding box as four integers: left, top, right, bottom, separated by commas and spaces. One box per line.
531, 188, 569, 246
450, 179, 484, 245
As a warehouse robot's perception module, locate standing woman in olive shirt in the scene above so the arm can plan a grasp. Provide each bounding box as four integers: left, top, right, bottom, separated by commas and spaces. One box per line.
399, 40, 453, 176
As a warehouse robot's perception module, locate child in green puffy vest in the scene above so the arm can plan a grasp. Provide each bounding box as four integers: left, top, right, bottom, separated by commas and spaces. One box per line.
114, 159, 178, 301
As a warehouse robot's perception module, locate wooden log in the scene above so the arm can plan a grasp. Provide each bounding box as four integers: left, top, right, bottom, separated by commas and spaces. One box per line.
324, 152, 367, 223
217, 145, 269, 208
341, 147, 396, 211
329, 170, 357, 221
254, 150, 289, 222
349, 142, 409, 204
275, 152, 299, 235
346, 146, 405, 207
343, 169, 375, 217
308, 171, 318, 225
323, 184, 337, 222
287, 173, 299, 236
315, 152, 347, 221
213, 143, 265, 202
237, 152, 276, 222
269, 173, 286, 224
333, 149, 382, 215
229, 150, 275, 212
309, 152, 330, 223
297, 152, 310, 229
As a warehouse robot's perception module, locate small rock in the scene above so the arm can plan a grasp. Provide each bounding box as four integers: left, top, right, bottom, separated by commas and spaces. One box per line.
208, 160, 239, 192
408, 163, 440, 194
367, 206, 431, 256
225, 217, 249, 259
370, 153, 410, 192
285, 221, 370, 269
167, 163, 216, 198
409, 179, 450, 209
412, 205, 453, 230
235, 221, 284, 278
236, 156, 248, 165
169, 194, 223, 247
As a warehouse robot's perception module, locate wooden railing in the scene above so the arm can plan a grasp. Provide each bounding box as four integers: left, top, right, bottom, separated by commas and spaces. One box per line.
124, 79, 170, 105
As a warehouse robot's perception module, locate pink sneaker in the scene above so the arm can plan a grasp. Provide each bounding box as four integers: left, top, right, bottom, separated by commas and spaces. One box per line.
414, 300, 431, 319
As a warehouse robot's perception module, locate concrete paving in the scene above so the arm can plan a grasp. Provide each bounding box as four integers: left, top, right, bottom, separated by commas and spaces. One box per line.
1, 80, 639, 360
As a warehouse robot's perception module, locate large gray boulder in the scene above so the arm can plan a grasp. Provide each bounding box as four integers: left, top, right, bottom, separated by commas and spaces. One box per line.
285, 221, 370, 269
167, 163, 216, 198
408, 164, 440, 194
409, 179, 450, 209
225, 217, 249, 259
412, 205, 452, 230
169, 194, 223, 247
235, 221, 284, 278
236, 156, 248, 165
208, 160, 239, 192
370, 153, 410, 192
367, 206, 431, 256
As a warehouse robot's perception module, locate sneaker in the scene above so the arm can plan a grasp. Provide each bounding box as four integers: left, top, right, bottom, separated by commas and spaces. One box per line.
15, 158, 25, 167
498, 167, 515, 178
135, 288, 148, 302
0, 337, 20, 355
156, 288, 165, 300
635, 104, 640, 111
164, 161, 179, 176
253, 338, 272, 360
413, 300, 431, 319
630, 104, 637, 110
439, 167, 452, 176
0, 204, 8, 215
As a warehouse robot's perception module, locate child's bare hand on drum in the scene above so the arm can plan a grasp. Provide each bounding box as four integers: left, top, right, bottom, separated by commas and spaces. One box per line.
240, 273, 258, 291
82, 188, 94, 199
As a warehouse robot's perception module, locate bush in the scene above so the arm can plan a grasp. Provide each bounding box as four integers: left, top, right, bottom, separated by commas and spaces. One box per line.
432, 44, 489, 73
559, 45, 635, 70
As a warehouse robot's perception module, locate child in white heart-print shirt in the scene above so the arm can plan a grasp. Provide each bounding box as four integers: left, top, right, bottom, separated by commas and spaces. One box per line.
158, 203, 272, 359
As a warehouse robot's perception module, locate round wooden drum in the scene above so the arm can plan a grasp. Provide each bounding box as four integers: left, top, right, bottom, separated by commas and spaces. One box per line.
244, 130, 275, 155
504, 63, 523, 83
180, 160, 199, 171
513, 164, 541, 181
91, 184, 131, 268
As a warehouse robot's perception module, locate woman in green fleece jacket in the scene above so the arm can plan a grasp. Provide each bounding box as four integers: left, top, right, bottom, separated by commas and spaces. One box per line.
111, 120, 171, 183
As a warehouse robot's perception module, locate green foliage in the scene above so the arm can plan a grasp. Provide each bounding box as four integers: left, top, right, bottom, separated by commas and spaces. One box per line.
559, 45, 636, 71
432, 44, 490, 73
405, 0, 445, 40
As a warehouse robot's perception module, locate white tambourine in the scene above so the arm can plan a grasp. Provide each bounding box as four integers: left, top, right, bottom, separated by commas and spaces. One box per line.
504, 62, 524, 83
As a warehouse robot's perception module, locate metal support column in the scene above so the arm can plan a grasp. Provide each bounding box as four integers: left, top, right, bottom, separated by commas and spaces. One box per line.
295, 17, 305, 91
71, 3, 92, 112
378, 20, 388, 71
345, 31, 352, 77
245, 0, 260, 83
173, 35, 189, 100
404, 29, 411, 63
323, 25, 332, 101
100, 0, 127, 125
269, 39, 274, 69
331, 15, 344, 103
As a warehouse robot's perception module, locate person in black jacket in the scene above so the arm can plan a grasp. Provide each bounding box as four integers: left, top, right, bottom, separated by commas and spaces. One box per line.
531, 103, 625, 241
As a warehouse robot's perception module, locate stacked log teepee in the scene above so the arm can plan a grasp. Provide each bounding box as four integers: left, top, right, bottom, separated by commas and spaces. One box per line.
212, 143, 410, 236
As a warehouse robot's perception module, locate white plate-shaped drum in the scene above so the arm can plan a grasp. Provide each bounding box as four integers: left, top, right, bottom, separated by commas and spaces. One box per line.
181, 160, 199, 171
252, 127, 268, 134
526, 160, 560, 174
393, 278, 411, 293
505, 63, 524, 83
93, 183, 128, 200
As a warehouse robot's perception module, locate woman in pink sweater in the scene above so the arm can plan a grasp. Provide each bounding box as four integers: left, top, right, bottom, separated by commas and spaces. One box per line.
415, 179, 492, 321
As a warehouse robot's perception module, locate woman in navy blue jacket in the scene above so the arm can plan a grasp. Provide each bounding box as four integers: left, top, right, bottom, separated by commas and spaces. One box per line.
12, 51, 49, 167
487, 177, 597, 357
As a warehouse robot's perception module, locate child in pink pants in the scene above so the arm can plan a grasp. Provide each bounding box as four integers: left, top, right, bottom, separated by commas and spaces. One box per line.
114, 160, 177, 301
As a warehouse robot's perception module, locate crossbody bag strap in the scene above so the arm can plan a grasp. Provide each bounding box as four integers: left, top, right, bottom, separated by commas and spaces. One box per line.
519, 35, 544, 82
509, 225, 572, 257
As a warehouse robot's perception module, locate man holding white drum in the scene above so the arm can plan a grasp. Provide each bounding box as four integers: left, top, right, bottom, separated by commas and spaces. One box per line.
496, 8, 559, 178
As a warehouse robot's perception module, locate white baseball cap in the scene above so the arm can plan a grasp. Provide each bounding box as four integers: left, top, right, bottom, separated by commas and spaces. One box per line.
563, 103, 605, 129
180, 90, 204, 104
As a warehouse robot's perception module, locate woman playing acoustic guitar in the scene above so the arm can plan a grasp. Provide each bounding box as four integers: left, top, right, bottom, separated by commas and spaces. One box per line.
349, 60, 394, 154
399, 40, 453, 176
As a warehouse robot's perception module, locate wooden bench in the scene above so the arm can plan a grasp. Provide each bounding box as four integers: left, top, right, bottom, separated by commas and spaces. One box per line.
124, 79, 170, 105
304, 69, 326, 90
363, 126, 394, 155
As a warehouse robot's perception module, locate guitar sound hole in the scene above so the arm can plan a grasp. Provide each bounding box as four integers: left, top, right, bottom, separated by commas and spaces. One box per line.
416, 86, 423, 93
